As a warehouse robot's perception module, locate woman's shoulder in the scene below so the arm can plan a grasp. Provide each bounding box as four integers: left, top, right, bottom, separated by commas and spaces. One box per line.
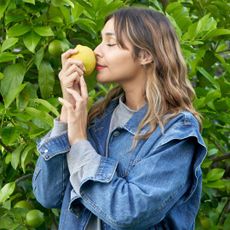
156, 110, 205, 149
165, 110, 200, 128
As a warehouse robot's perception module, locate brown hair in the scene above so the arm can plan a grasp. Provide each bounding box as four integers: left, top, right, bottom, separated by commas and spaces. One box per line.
88, 6, 203, 151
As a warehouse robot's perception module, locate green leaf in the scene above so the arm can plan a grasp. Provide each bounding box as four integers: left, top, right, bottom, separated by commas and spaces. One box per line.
0, 0, 11, 20
166, 2, 192, 31
0, 52, 17, 63
0, 126, 21, 146
21, 144, 34, 173
11, 145, 25, 170
17, 82, 38, 110
63, 0, 74, 8
71, 0, 92, 8
34, 98, 59, 117
25, 107, 54, 127
0, 182, 16, 203
5, 83, 27, 108
197, 67, 220, 89
23, 0, 35, 4
0, 64, 26, 108
33, 26, 54, 36
204, 28, 230, 39
183, 14, 217, 41
196, 14, 217, 36
206, 168, 225, 182
76, 18, 97, 36
5, 9, 27, 25
8, 24, 31, 37
23, 31, 41, 53
1, 37, 19, 52
38, 61, 55, 99
224, 214, 230, 230
204, 89, 221, 108
205, 180, 225, 189
34, 47, 45, 68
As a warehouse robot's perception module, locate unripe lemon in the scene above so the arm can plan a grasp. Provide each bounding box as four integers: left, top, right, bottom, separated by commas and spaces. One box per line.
26, 209, 44, 228
48, 40, 69, 56
70, 44, 96, 76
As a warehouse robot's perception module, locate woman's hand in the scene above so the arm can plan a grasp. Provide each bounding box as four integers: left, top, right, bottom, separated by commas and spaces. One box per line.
58, 49, 86, 122
58, 76, 88, 145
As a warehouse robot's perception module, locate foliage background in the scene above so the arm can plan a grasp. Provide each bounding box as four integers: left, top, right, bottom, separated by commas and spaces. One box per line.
0, 0, 229, 229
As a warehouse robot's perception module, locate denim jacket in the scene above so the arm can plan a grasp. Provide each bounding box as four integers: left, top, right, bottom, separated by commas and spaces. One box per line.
32, 96, 207, 230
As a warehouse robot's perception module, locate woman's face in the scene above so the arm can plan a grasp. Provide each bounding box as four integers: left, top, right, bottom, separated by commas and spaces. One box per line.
94, 18, 141, 84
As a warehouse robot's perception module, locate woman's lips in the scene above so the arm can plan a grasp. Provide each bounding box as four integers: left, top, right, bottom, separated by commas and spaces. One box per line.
96, 65, 107, 71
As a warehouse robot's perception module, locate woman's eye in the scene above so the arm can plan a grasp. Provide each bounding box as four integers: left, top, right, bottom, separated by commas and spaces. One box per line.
107, 44, 116, 47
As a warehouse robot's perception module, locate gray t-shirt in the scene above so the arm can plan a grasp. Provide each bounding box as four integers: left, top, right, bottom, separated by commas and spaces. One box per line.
86, 93, 139, 229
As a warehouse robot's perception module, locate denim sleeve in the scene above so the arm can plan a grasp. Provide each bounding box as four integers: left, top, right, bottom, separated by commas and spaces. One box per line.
32, 118, 70, 209
67, 136, 205, 229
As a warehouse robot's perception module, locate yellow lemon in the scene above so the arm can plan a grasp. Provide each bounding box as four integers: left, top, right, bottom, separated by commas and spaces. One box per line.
70, 44, 96, 76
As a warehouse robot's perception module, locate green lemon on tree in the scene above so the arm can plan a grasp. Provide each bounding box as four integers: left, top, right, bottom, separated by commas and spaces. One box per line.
199, 216, 211, 229
26, 209, 44, 228
14, 200, 33, 210
48, 40, 69, 57
70, 44, 96, 76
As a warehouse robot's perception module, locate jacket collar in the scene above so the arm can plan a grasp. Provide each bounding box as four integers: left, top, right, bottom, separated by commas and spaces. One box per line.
90, 96, 150, 136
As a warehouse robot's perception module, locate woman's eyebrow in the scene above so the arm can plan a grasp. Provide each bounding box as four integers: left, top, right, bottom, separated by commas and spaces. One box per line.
100, 31, 116, 37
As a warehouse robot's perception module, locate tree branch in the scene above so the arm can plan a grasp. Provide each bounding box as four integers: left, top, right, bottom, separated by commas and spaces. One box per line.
211, 153, 230, 162
15, 174, 33, 185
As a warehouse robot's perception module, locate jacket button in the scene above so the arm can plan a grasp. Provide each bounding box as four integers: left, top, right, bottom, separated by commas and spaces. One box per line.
45, 155, 49, 160
113, 130, 120, 136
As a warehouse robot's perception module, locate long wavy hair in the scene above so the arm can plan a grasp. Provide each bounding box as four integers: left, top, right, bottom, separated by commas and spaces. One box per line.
87, 6, 203, 151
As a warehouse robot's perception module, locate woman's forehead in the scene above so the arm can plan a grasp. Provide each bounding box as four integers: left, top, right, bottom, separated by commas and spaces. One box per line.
101, 18, 115, 36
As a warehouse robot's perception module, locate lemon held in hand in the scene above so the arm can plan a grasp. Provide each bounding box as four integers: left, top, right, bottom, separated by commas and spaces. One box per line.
70, 44, 96, 76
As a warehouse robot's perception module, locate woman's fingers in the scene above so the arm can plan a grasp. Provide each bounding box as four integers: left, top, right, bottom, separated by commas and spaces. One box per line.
62, 59, 85, 73
61, 49, 79, 65
62, 72, 79, 88
66, 88, 82, 102
65, 77, 88, 100
58, 97, 73, 108
58, 97, 75, 122
79, 76, 88, 100
64, 64, 84, 77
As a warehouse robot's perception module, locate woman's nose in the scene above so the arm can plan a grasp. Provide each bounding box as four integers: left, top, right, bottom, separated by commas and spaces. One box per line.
94, 44, 102, 57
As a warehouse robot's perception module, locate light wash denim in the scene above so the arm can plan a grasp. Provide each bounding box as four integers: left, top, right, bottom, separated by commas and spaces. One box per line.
32, 96, 207, 230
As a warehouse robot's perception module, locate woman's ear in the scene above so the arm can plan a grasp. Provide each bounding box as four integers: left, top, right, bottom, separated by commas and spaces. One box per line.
138, 49, 153, 65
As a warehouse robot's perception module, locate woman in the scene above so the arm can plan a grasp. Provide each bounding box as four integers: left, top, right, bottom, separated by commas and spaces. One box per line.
32, 6, 207, 230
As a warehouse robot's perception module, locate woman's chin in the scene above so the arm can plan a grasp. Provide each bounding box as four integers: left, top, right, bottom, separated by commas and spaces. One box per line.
96, 73, 113, 83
